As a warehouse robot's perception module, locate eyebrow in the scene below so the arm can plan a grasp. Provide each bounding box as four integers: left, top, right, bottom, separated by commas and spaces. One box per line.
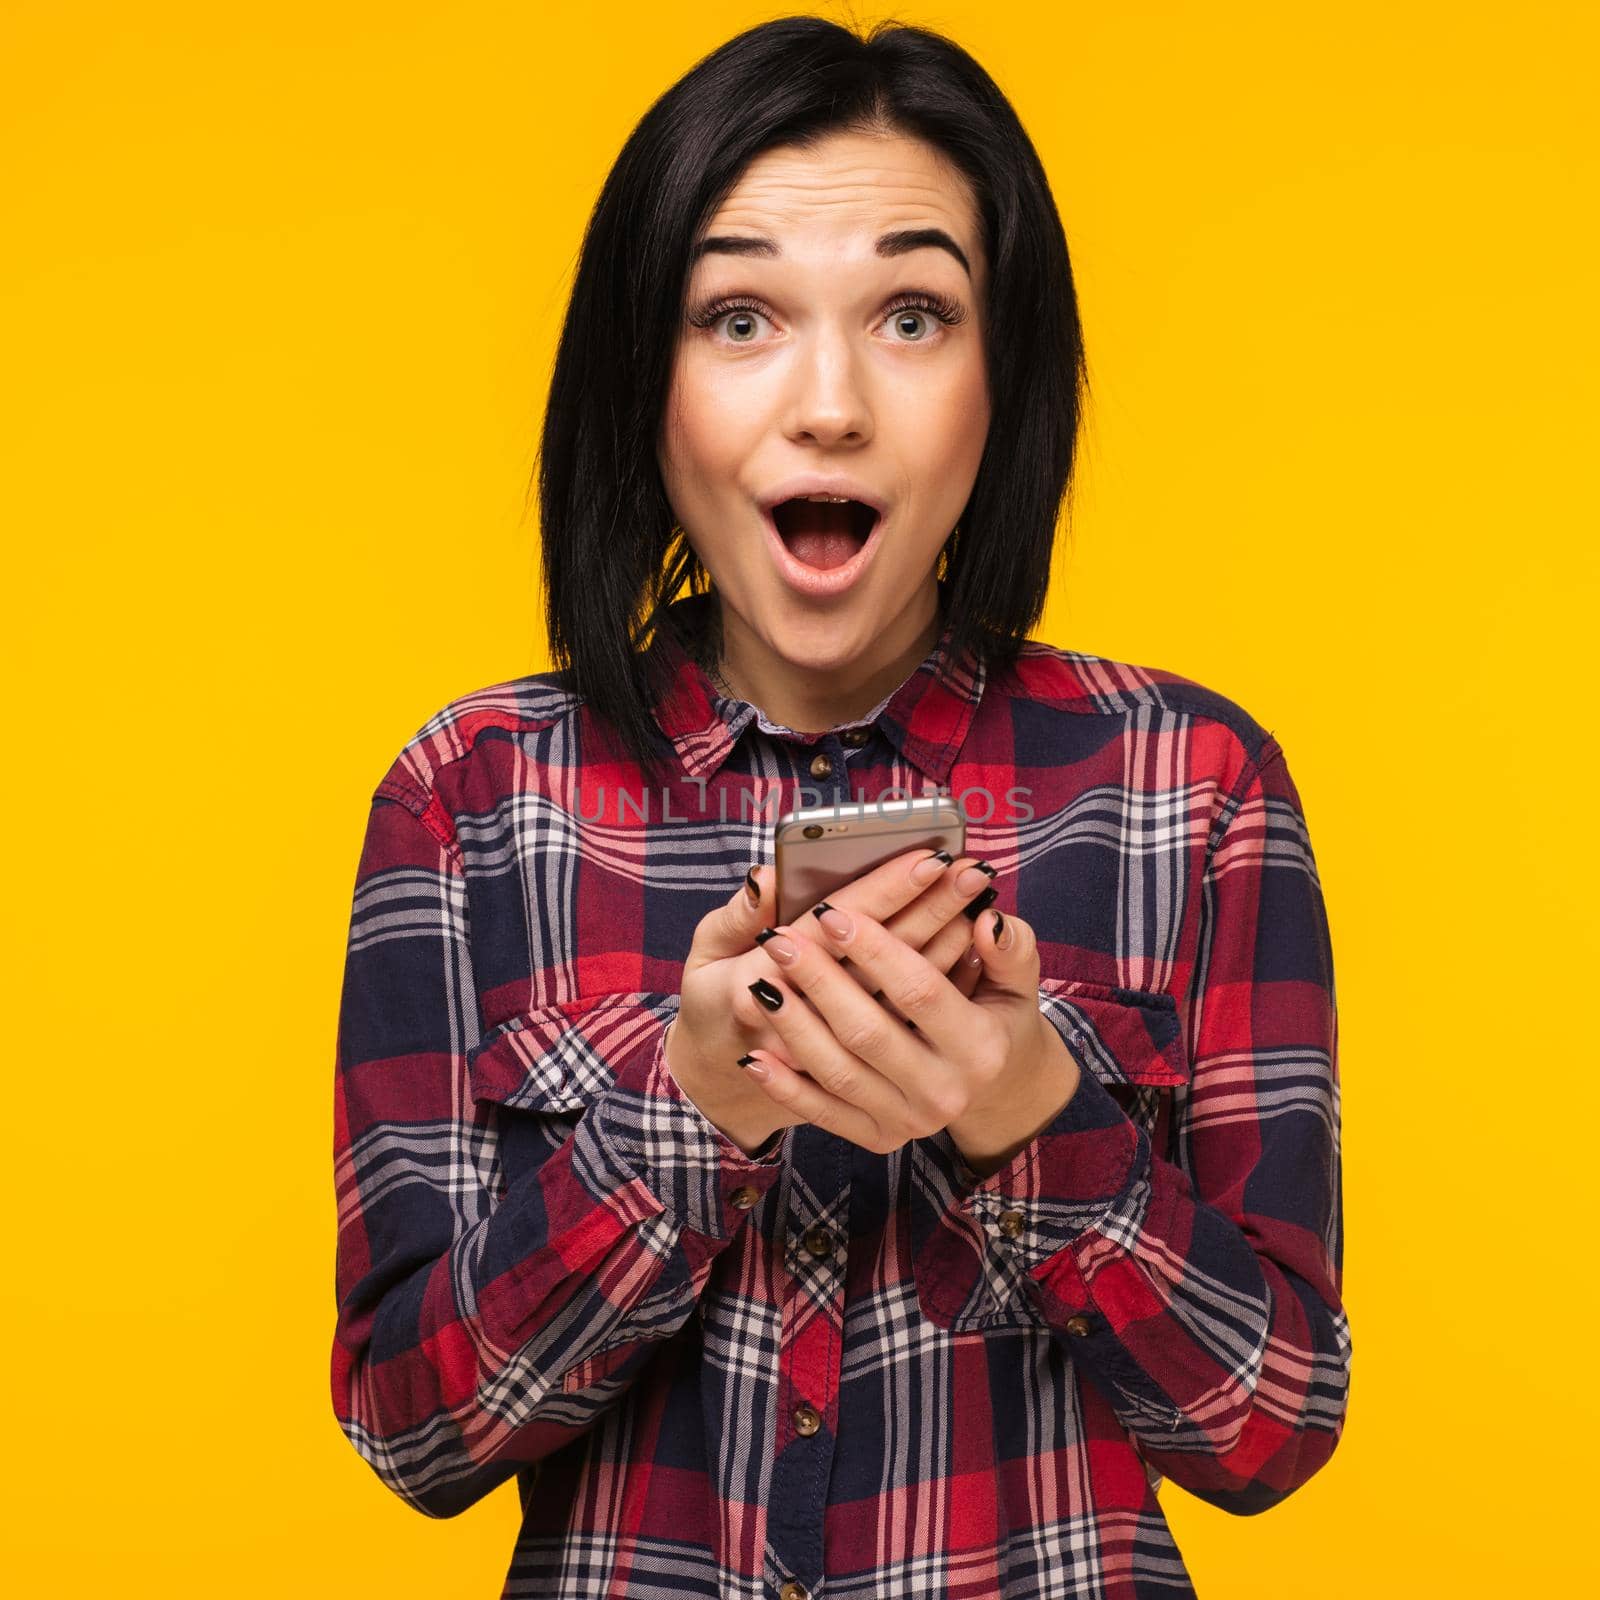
688, 227, 972, 280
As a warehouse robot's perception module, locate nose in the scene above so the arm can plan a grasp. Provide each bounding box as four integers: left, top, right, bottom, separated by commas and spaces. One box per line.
783, 325, 873, 447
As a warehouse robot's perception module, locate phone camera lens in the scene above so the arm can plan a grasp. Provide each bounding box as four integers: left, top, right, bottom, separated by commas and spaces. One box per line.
803, 824, 823, 839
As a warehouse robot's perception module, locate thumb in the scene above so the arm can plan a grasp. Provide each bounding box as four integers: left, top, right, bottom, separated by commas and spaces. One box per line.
686, 864, 772, 973
972, 904, 1037, 998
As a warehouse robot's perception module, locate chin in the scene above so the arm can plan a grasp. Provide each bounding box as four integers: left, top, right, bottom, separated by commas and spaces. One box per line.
760, 614, 875, 674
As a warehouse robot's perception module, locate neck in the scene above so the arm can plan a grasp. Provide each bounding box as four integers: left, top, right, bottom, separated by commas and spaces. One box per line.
710, 585, 945, 733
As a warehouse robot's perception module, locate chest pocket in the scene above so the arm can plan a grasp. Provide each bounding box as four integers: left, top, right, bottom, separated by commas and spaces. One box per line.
466, 991, 680, 1198
1036, 975, 1190, 1164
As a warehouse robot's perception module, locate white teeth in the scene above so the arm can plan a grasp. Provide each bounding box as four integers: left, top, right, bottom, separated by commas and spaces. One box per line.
801, 493, 851, 502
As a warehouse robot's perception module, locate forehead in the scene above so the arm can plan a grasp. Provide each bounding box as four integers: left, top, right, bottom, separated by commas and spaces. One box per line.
697, 130, 982, 264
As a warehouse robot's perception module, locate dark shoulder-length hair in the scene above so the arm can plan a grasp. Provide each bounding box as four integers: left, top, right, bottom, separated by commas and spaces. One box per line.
535, 12, 1088, 784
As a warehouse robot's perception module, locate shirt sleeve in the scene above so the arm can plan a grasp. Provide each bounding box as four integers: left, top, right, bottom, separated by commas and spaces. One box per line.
912, 736, 1350, 1514
330, 783, 785, 1519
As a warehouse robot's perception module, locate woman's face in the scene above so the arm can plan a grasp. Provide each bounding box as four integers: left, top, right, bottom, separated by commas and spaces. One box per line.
657, 127, 991, 684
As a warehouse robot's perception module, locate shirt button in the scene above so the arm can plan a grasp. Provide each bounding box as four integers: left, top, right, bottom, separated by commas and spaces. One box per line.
803, 1225, 834, 1258
998, 1209, 1025, 1238
780, 1583, 809, 1600
809, 752, 833, 779
1065, 1314, 1093, 1338
730, 1186, 759, 1210
841, 727, 870, 746
792, 1402, 822, 1436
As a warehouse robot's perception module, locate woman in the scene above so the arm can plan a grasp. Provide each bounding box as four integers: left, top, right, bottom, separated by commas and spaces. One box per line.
330, 15, 1349, 1598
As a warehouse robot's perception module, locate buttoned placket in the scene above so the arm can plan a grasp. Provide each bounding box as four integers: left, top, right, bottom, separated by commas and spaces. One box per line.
750, 710, 946, 1596
766, 1117, 850, 1597
763, 723, 876, 1600
806, 731, 852, 804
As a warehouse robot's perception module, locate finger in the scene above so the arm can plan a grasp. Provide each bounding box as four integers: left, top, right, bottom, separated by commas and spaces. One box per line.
737, 1043, 889, 1151
753, 927, 865, 1011
971, 903, 1039, 998
872, 937, 975, 1025
805, 900, 968, 1064
772, 849, 991, 998
873, 922, 982, 1025
788, 845, 977, 944
811, 856, 996, 1011
687, 864, 773, 973
948, 940, 984, 999
747, 934, 925, 1122
776, 846, 987, 998
880, 855, 999, 950
918, 910, 989, 982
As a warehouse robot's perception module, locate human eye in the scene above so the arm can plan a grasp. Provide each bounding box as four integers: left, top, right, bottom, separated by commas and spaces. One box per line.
684, 295, 776, 344
880, 288, 968, 344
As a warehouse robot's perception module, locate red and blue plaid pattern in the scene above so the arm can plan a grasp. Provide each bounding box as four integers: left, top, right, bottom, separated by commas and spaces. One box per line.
331, 590, 1348, 1597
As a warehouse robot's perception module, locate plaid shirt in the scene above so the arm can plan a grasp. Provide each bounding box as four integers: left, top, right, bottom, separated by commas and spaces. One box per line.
331, 589, 1349, 1598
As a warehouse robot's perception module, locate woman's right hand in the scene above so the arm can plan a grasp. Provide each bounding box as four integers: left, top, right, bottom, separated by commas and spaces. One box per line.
663, 847, 1001, 1155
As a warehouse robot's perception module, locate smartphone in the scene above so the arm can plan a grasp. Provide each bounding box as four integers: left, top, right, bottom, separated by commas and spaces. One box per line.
773, 795, 966, 926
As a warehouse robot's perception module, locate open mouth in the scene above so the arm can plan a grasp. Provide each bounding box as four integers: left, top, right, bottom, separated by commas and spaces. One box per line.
769, 498, 880, 571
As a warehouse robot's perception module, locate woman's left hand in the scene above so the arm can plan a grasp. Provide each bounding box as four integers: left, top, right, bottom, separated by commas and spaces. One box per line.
740, 899, 1082, 1172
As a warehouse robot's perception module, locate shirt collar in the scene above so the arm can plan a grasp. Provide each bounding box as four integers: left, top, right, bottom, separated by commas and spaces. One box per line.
645, 588, 987, 785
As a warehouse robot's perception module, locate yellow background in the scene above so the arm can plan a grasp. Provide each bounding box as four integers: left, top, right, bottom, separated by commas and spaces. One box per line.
4, 1, 1594, 1593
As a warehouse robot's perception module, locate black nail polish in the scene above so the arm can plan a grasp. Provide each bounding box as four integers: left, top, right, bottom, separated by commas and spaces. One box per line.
736, 1053, 757, 1067
748, 978, 784, 1012
926, 849, 954, 865
990, 909, 1005, 941
961, 885, 998, 921
744, 866, 761, 905
754, 927, 781, 946
811, 899, 836, 918
973, 860, 998, 879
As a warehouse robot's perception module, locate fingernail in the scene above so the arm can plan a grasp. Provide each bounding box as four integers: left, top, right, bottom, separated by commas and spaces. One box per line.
911, 849, 953, 885
812, 900, 854, 941
740, 1055, 771, 1081
961, 885, 998, 921
964, 945, 982, 967
744, 866, 761, 908
991, 909, 1010, 948
747, 978, 784, 1012
754, 926, 798, 964
955, 863, 993, 896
